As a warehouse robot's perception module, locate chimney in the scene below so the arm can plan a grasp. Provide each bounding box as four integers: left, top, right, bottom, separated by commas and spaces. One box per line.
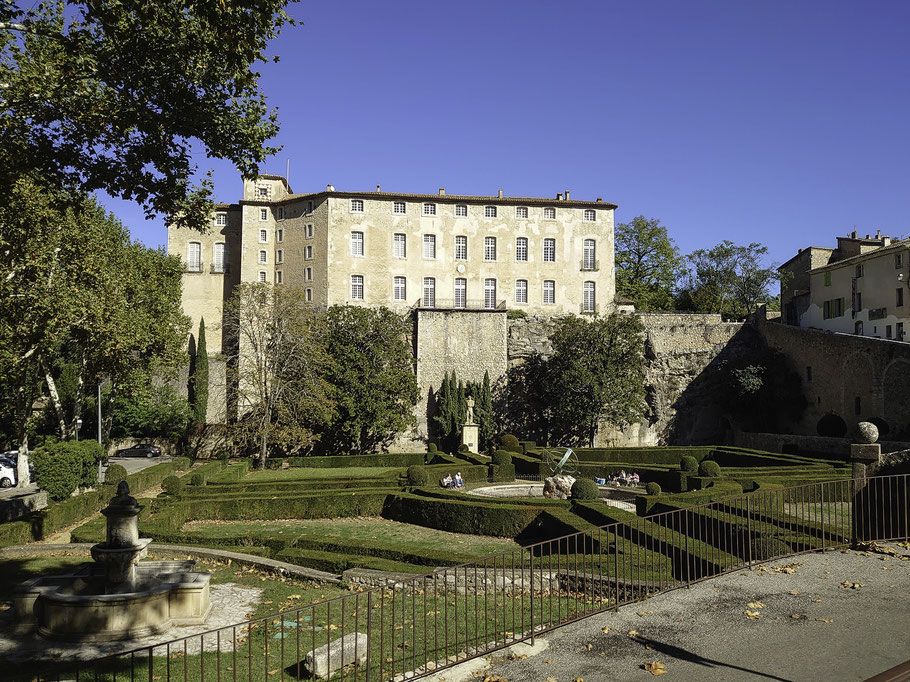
851, 231, 857, 238
327, 184, 335, 191
876, 229, 882, 238
376, 184, 381, 192
565, 190, 570, 200
439, 188, 445, 195
498, 189, 503, 198
596, 197, 602, 202
556, 193, 563, 200
866, 234, 871, 239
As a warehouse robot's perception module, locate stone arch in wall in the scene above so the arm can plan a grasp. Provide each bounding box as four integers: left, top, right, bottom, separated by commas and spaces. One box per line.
817, 413, 847, 438
840, 351, 878, 428
882, 359, 910, 439
867, 417, 890, 438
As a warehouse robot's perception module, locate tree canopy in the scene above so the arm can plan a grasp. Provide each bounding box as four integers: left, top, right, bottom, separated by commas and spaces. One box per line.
615, 215, 683, 310
1, 0, 296, 229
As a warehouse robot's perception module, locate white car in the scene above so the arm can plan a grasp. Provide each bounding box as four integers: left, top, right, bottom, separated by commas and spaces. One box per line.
0, 458, 16, 488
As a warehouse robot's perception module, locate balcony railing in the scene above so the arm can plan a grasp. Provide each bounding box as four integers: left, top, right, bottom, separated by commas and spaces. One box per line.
580, 302, 599, 315
580, 259, 599, 271
185, 262, 203, 273
210, 263, 229, 274
413, 298, 507, 311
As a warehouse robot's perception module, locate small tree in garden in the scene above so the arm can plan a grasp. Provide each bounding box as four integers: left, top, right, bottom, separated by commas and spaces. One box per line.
189, 318, 209, 424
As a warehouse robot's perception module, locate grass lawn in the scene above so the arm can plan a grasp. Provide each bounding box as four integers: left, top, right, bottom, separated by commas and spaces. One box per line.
0, 556, 87, 601
243, 466, 405, 482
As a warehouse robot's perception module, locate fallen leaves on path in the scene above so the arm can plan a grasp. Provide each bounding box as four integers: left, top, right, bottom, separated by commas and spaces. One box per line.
628, 630, 639, 637
636, 610, 654, 616
790, 613, 803, 619
744, 610, 761, 620
746, 601, 766, 609
601, 626, 611, 633
643, 661, 668, 676
815, 618, 833, 623
788, 590, 801, 595
839, 581, 865, 589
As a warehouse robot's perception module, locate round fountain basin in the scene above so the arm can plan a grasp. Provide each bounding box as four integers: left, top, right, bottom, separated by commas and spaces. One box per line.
466, 483, 639, 510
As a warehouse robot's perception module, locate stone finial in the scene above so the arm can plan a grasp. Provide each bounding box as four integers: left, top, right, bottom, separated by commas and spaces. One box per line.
117, 480, 130, 497
852, 421, 879, 445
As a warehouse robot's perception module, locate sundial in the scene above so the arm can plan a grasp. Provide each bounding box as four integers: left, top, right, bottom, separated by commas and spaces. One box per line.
543, 447, 578, 476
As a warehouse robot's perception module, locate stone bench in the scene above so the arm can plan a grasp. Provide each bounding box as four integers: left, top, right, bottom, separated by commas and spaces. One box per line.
304, 631, 368, 678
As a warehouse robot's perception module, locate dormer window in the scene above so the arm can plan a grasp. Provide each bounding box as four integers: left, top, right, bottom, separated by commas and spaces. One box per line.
257, 186, 269, 199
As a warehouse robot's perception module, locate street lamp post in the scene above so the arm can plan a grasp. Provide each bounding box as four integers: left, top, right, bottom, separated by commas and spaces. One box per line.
76, 418, 83, 441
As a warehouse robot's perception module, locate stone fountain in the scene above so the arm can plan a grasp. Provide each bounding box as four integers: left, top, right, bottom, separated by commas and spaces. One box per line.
15, 481, 211, 641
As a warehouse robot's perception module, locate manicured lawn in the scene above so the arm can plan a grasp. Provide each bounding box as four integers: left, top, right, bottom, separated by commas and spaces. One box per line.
244, 466, 404, 481
0, 556, 87, 601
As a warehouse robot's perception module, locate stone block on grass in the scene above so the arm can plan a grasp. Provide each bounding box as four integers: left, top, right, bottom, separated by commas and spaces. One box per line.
304, 632, 368, 678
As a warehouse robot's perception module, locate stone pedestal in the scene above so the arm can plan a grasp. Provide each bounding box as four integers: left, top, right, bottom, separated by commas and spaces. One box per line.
461, 424, 479, 454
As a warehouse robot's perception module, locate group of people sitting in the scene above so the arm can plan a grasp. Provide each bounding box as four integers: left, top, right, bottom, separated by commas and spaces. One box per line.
594, 470, 640, 487
440, 472, 465, 489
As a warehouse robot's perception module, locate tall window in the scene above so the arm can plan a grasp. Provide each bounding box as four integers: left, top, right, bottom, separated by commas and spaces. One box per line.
516, 206, 528, 219
515, 237, 528, 261
423, 203, 436, 216
306, 200, 314, 213
455, 204, 468, 217
187, 242, 201, 272
305, 245, 313, 260
215, 213, 226, 226
584, 209, 596, 221
276, 249, 283, 264
258, 271, 267, 282
543, 280, 555, 304
277, 229, 284, 242
454, 278, 466, 308
583, 281, 596, 312
484, 278, 497, 309
484, 206, 497, 218
896, 253, 904, 269
898, 287, 905, 307
394, 201, 406, 214
393, 276, 406, 301
393, 233, 407, 258
423, 234, 436, 259
423, 277, 436, 307
544, 207, 556, 220
484, 236, 497, 261
305, 267, 312, 281
583, 239, 596, 269
277, 206, 285, 220
515, 279, 528, 304
351, 275, 364, 300
212, 243, 225, 272
259, 208, 268, 221
351, 199, 364, 212
305, 224, 314, 238
351, 231, 364, 256
259, 229, 268, 243
543, 238, 556, 262
276, 271, 283, 284
258, 250, 267, 264
455, 235, 468, 260
305, 288, 312, 302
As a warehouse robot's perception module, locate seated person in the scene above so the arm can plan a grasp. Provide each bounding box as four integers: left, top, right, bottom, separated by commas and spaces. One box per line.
442, 474, 453, 488
594, 477, 606, 486
632, 472, 640, 485
454, 472, 465, 488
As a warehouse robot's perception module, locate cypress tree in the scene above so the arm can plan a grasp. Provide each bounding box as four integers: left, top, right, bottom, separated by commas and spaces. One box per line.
192, 318, 209, 424
480, 371, 494, 450
433, 372, 451, 446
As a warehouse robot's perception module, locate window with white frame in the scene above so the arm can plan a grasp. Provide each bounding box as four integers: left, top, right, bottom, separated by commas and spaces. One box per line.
515, 279, 528, 304
543, 280, 555, 304
305, 267, 312, 281
257, 186, 268, 198
543, 238, 555, 262
277, 249, 283, 264
277, 206, 285, 220
259, 208, 268, 221
259, 229, 268, 243
484, 236, 497, 261
276, 271, 283, 284
393, 276, 406, 301
351, 274, 364, 300
351, 231, 364, 256
454, 278, 466, 308
455, 204, 468, 217
258, 249, 267, 264
215, 213, 226, 226
305, 288, 312, 302
584, 209, 596, 221
484, 278, 497, 309
455, 235, 467, 260
393, 233, 407, 258
423, 234, 436, 259
423, 277, 436, 307
583, 239, 596, 269
583, 281, 596, 312
394, 202, 406, 214
305, 245, 313, 260
423, 203, 436, 216
484, 206, 497, 218
306, 200, 314, 214
515, 237, 528, 261
351, 199, 364, 212
258, 271, 267, 282
212, 243, 225, 272
277, 229, 284, 243
516, 206, 528, 219
187, 242, 201, 272
544, 207, 556, 220
305, 224, 314, 238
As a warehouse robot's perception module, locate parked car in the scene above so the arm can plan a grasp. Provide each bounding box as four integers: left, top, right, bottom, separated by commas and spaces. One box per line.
0, 451, 34, 485
115, 443, 162, 458
0, 458, 17, 487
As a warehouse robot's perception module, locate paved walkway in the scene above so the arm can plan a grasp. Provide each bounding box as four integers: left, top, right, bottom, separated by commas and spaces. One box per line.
458, 544, 910, 682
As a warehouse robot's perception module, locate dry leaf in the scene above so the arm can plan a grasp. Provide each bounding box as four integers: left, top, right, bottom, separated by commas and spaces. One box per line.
788, 590, 800, 595
744, 610, 761, 620
643, 661, 668, 676
601, 626, 611, 634
544, 659, 552, 664
545, 678, 558, 682
637, 610, 654, 616
815, 618, 833, 623
628, 630, 639, 637
574, 678, 584, 682
813, 598, 824, 603
839, 581, 865, 589
790, 614, 803, 619
746, 601, 766, 609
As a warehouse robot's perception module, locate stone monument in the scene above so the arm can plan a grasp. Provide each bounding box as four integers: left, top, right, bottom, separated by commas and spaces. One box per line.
461, 396, 479, 454
850, 421, 881, 484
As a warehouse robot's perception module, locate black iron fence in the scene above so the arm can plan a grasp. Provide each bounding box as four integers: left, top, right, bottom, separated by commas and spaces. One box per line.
21, 474, 909, 681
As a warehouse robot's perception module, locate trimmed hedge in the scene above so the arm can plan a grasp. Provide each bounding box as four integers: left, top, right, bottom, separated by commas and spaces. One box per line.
264, 453, 426, 469
407, 466, 429, 486
162, 476, 184, 496
490, 463, 516, 483
209, 461, 251, 484
679, 456, 698, 474
492, 450, 513, 467
698, 460, 721, 477
31, 441, 105, 500
382, 492, 544, 537
571, 479, 599, 500
500, 435, 521, 453
105, 464, 128, 486
274, 547, 429, 575
646, 482, 662, 496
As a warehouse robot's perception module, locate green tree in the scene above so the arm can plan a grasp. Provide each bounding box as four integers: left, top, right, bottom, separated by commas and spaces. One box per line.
478, 371, 495, 451
189, 318, 209, 424
321, 306, 420, 455
1, 0, 297, 229
615, 216, 683, 310
545, 314, 647, 447
223, 283, 334, 468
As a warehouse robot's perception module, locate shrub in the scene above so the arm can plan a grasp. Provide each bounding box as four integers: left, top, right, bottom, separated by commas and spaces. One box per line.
407, 466, 429, 486
570, 478, 599, 500
680, 455, 699, 474
216, 450, 230, 463
490, 463, 516, 482
173, 456, 191, 471
492, 450, 513, 467
162, 476, 184, 496
104, 464, 129, 487
31, 449, 81, 501
500, 434, 521, 453
457, 444, 469, 453
645, 481, 662, 496
427, 443, 438, 454
698, 460, 721, 477
190, 472, 206, 487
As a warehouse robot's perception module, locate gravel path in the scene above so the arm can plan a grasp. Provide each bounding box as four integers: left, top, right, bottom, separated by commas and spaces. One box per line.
473, 543, 910, 682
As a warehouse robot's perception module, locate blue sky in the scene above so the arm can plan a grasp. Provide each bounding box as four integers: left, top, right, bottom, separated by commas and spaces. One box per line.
103, 0, 910, 268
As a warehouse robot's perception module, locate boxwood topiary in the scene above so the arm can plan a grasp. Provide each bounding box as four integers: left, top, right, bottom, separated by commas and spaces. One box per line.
407, 466, 429, 486
570, 478, 599, 500
457, 444, 469, 453
173, 456, 191, 471
698, 460, 721, 477
492, 450, 513, 467
162, 475, 184, 496
426, 443, 438, 454
500, 434, 521, 453
190, 472, 206, 487
680, 455, 698, 474
105, 464, 128, 487
645, 481, 662, 496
